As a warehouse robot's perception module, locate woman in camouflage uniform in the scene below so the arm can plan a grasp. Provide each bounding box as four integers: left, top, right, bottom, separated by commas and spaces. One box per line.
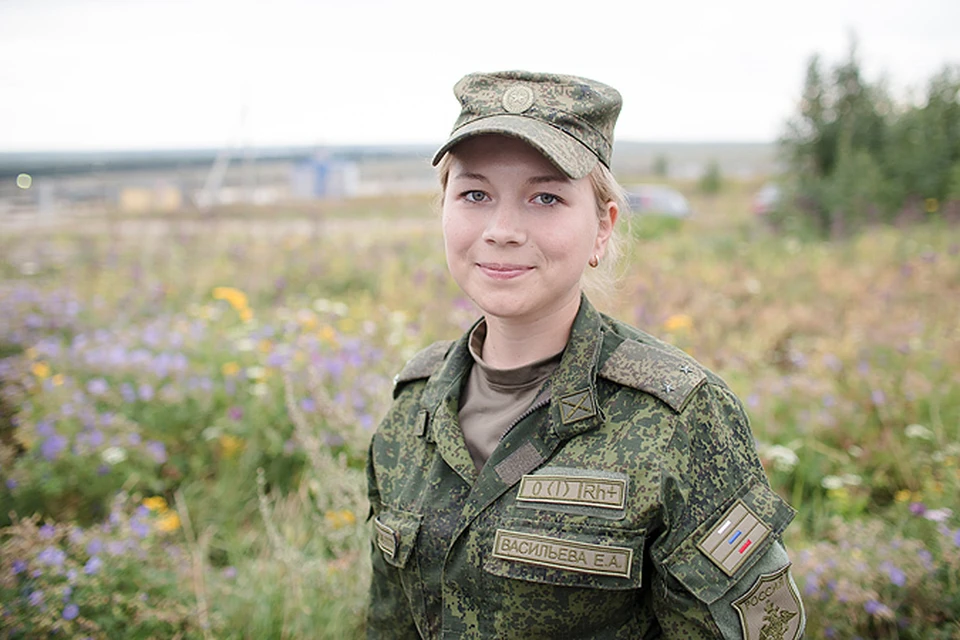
366, 70, 804, 639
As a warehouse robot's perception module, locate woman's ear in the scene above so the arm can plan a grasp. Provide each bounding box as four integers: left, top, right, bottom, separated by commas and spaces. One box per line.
595, 200, 618, 257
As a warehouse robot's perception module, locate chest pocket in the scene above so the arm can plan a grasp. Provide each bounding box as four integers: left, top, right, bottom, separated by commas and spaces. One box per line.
482, 515, 645, 591
375, 505, 422, 569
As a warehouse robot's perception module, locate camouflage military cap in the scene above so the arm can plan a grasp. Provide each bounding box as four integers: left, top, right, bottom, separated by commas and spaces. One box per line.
432, 70, 623, 180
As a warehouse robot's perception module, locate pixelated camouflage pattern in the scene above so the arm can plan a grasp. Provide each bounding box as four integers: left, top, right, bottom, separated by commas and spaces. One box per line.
432, 71, 623, 180
366, 296, 800, 639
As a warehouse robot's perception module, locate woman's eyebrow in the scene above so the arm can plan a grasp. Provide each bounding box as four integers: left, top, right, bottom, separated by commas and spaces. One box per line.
451, 171, 489, 183
527, 175, 569, 186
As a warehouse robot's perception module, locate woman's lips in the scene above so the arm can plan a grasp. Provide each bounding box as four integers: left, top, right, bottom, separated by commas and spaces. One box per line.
477, 263, 533, 280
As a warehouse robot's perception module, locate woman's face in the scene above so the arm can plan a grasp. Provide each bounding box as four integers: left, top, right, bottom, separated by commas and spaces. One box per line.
441, 135, 616, 326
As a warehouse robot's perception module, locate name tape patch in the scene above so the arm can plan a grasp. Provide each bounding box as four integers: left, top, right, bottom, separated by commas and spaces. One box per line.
516, 474, 626, 510
492, 529, 632, 578
374, 518, 397, 559
697, 499, 771, 576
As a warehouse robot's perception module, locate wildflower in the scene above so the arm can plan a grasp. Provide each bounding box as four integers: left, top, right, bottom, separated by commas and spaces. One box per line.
145, 441, 167, 464
51, 373, 64, 386
245, 366, 266, 381
317, 324, 338, 345
228, 406, 244, 421
155, 512, 180, 532
212, 286, 249, 312
130, 517, 150, 539
86, 378, 108, 395
663, 314, 693, 332
871, 389, 886, 406
138, 383, 154, 401
221, 361, 241, 376
925, 197, 939, 213
39, 524, 56, 539
40, 434, 68, 461
86, 539, 103, 555
821, 475, 844, 490
83, 556, 102, 575
324, 509, 357, 529
31, 362, 50, 380
894, 489, 913, 503
923, 508, 953, 523
909, 502, 926, 516
100, 446, 127, 465
28, 590, 44, 608
905, 424, 934, 440
37, 547, 66, 567
219, 435, 245, 459
222, 566, 237, 579
300, 397, 317, 413
12, 559, 27, 575
62, 603, 79, 620
143, 496, 168, 512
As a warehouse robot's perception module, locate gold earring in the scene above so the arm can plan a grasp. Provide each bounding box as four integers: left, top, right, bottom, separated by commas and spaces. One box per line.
588, 255, 599, 268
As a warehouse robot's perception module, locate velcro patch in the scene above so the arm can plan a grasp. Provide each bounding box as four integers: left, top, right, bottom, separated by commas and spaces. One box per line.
697, 500, 771, 576
733, 564, 804, 640
517, 474, 626, 510
492, 529, 632, 578
374, 518, 397, 559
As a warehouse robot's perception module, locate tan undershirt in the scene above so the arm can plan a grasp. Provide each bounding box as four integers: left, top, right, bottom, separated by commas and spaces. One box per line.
460, 322, 562, 472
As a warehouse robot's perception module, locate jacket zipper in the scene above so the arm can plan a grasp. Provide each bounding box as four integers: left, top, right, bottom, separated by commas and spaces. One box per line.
498, 392, 551, 443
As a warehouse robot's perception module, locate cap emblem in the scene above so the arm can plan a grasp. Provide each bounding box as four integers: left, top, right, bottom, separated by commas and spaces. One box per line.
502, 84, 535, 113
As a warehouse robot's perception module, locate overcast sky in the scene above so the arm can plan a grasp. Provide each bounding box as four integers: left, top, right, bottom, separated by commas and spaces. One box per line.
1, 0, 958, 151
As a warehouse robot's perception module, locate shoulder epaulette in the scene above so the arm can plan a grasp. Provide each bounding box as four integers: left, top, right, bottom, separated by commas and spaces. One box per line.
598, 339, 706, 413
392, 340, 454, 396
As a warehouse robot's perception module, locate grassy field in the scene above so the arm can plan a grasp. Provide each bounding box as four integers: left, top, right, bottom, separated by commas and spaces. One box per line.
2, 181, 959, 638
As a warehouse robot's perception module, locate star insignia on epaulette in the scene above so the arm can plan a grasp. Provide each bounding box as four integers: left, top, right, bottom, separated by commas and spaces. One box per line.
679, 364, 694, 374
559, 389, 596, 424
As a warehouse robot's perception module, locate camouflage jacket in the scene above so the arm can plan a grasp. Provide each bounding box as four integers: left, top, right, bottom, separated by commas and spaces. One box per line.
366, 297, 804, 639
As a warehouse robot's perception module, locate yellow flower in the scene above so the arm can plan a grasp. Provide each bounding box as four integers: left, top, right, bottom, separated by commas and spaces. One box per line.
925, 198, 939, 213
324, 509, 357, 529
317, 325, 338, 346
894, 489, 912, 503
258, 339, 273, 353
221, 362, 240, 377
156, 512, 181, 532
219, 435, 245, 459
51, 374, 64, 387
31, 362, 50, 380
212, 286, 249, 311
239, 308, 253, 323
143, 496, 169, 512
664, 314, 693, 333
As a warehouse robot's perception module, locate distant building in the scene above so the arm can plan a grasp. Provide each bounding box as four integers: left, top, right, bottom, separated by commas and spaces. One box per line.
290, 154, 360, 199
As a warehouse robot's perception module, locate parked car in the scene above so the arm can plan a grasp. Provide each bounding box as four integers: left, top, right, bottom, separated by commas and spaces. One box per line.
624, 184, 692, 218
752, 182, 782, 217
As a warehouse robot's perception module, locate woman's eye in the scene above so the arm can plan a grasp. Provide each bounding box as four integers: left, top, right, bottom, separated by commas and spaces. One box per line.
464, 191, 487, 203
533, 193, 559, 205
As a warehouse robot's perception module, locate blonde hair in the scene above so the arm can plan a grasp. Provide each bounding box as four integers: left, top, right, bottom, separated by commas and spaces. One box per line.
436, 152, 627, 302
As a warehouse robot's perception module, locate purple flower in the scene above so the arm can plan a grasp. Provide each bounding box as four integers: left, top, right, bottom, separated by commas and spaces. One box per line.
228, 406, 244, 421
6, 478, 17, 490
37, 547, 66, 567
12, 560, 27, 575
41, 434, 68, 461
39, 524, 56, 539
62, 603, 79, 620
120, 383, 136, 403
130, 517, 149, 539
145, 441, 167, 464
83, 556, 102, 575
128, 433, 142, 446
864, 599, 881, 615
86, 378, 109, 395
221, 566, 237, 579
138, 383, 154, 401
909, 502, 927, 516
888, 565, 906, 587
28, 590, 44, 608
953, 529, 960, 548
300, 397, 317, 413
871, 389, 886, 406
86, 539, 103, 555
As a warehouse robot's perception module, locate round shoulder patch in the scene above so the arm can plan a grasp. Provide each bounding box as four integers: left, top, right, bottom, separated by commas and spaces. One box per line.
502, 84, 535, 113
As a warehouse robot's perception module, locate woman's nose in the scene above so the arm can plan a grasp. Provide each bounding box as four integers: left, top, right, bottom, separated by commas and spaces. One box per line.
481, 203, 526, 245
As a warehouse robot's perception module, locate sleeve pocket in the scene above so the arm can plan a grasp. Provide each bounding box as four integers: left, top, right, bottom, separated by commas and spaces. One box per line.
661, 480, 796, 605
375, 505, 422, 569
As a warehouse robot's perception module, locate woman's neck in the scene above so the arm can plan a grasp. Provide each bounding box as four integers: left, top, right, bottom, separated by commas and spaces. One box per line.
479, 295, 581, 369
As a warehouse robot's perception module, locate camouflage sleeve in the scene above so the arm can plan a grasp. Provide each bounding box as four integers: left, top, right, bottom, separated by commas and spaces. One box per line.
649, 383, 805, 639
365, 439, 420, 639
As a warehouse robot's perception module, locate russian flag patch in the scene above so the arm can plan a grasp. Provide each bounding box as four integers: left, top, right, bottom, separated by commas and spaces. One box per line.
697, 499, 771, 576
